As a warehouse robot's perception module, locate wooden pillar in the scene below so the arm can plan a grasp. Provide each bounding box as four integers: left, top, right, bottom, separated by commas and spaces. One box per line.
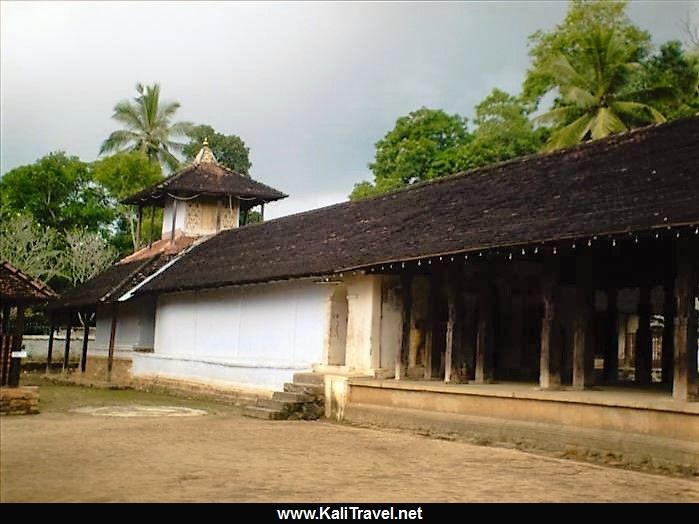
8, 306, 25, 387
148, 206, 155, 248
444, 267, 464, 383
475, 282, 494, 384
80, 314, 90, 374
216, 199, 223, 232
540, 260, 561, 389
662, 279, 675, 385
395, 273, 412, 380
603, 288, 619, 383
1, 304, 9, 335
260, 203, 265, 222
635, 285, 653, 386
107, 303, 118, 381
62, 314, 72, 372
573, 255, 595, 389
673, 238, 698, 400
170, 198, 178, 244
424, 273, 437, 379
136, 205, 143, 249
46, 312, 56, 374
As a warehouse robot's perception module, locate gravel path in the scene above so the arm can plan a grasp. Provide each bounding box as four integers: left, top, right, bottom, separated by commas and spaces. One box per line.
2, 410, 697, 502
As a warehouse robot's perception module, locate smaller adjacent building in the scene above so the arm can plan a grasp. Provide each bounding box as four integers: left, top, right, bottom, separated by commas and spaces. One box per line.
1, 260, 55, 387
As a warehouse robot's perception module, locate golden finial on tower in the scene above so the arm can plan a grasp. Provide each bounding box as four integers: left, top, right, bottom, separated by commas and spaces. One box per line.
203, 136, 209, 147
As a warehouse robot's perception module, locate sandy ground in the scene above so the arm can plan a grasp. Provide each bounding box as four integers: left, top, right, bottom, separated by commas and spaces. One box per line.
2, 407, 698, 502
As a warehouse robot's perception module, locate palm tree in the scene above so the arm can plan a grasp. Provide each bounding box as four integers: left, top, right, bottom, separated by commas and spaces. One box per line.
537, 28, 667, 152
100, 83, 192, 171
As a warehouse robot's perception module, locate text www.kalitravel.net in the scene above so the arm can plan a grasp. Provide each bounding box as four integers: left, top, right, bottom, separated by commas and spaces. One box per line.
277, 506, 423, 520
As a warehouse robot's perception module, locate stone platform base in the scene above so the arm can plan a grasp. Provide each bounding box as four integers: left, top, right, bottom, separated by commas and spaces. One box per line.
0, 386, 39, 415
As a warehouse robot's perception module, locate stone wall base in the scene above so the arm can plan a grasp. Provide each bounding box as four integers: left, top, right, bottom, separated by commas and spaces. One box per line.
0, 386, 39, 416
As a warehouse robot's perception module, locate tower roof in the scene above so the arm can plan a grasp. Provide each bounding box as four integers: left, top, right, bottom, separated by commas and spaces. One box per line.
122, 141, 287, 208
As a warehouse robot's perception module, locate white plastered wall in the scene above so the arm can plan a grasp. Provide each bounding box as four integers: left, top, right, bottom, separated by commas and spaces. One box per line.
132, 279, 333, 390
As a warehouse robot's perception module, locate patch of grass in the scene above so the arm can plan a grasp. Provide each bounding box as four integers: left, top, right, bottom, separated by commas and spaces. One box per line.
20, 375, 242, 415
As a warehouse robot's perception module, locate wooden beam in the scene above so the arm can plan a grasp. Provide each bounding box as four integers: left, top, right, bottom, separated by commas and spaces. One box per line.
635, 285, 653, 386
46, 312, 56, 374
107, 303, 118, 381
673, 238, 698, 400
62, 315, 72, 373
395, 272, 412, 380
475, 281, 494, 384
540, 259, 561, 389
170, 198, 178, 244
136, 205, 143, 249
573, 255, 595, 389
603, 288, 619, 383
80, 314, 90, 374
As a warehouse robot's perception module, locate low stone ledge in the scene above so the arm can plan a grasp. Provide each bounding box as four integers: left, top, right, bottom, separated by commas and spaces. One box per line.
0, 386, 40, 416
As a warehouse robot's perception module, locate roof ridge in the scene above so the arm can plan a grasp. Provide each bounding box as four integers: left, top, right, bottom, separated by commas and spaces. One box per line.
100, 254, 161, 302
239, 116, 697, 225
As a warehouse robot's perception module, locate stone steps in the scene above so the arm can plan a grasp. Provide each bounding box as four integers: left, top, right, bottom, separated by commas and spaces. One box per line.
242, 405, 288, 420
272, 391, 314, 403
293, 372, 324, 385
242, 372, 326, 421
257, 398, 302, 413
284, 382, 324, 396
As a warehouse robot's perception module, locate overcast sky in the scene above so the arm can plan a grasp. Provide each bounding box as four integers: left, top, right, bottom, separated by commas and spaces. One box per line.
1, 1, 695, 218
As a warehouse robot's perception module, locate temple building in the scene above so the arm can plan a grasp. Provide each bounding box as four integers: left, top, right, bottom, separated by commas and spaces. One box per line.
51, 118, 698, 466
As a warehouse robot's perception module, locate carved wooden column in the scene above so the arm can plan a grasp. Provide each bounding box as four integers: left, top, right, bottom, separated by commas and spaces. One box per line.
635, 285, 653, 386
673, 238, 698, 400
444, 266, 464, 383
540, 259, 561, 389
475, 279, 495, 384
603, 288, 619, 383
395, 272, 412, 380
425, 272, 442, 379
662, 278, 675, 385
573, 255, 595, 389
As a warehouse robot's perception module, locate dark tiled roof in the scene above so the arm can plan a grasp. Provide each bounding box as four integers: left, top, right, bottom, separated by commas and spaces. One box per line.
0, 260, 55, 304
138, 117, 699, 295
122, 162, 287, 206
50, 254, 178, 309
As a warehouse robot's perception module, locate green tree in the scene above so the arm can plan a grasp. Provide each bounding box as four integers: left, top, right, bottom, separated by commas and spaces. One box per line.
454, 89, 546, 170
100, 83, 192, 172
350, 108, 470, 199
536, 28, 666, 152
523, 0, 651, 108
182, 125, 252, 174
93, 151, 163, 254
633, 41, 699, 120
0, 152, 114, 234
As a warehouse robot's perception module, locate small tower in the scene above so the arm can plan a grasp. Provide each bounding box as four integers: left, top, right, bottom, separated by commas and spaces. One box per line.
122, 140, 287, 247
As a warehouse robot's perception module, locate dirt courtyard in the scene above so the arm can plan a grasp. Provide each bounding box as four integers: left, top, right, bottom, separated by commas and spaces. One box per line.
1, 381, 698, 502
